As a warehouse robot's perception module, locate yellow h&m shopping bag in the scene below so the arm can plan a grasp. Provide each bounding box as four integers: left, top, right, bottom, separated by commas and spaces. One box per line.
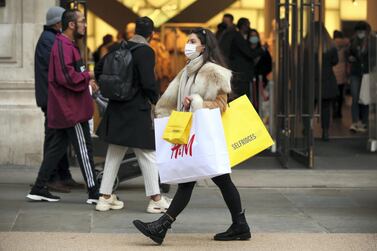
222, 95, 274, 167
163, 111, 193, 145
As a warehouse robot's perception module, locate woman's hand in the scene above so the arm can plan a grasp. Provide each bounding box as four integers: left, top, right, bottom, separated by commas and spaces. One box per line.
183, 96, 193, 111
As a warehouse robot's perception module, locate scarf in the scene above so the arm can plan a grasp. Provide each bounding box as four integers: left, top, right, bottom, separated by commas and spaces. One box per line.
177, 55, 204, 111
129, 34, 150, 46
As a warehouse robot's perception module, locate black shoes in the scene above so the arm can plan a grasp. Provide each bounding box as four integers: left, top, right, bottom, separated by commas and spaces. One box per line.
214, 211, 251, 241
26, 186, 60, 202
133, 213, 175, 245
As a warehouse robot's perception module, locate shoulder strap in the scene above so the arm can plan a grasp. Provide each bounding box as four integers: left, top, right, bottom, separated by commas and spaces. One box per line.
130, 43, 147, 52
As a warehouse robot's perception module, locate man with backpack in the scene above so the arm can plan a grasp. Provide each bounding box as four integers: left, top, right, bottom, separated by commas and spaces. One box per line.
94, 17, 171, 213
27, 9, 99, 204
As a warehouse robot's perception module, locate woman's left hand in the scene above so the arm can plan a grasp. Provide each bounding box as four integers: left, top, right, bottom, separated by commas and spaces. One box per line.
183, 96, 192, 111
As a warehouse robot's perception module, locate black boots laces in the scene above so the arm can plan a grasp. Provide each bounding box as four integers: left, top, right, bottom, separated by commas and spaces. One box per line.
133, 213, 175, 245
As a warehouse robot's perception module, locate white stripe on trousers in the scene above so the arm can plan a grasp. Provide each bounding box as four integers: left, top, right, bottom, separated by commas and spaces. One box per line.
99, 144, 160, 196
74, 124, 95, 187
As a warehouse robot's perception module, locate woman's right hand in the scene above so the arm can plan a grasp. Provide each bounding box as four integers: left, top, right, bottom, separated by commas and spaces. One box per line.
183, 96, 192, 111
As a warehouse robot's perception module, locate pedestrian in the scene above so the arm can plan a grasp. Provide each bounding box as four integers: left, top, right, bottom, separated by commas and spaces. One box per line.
332, 30, 350, 119
348, 21, 371, 132
94, 17, 171, 213
27, 9, 99, 203
133, 28, 251, 245
34, 6, 81, 194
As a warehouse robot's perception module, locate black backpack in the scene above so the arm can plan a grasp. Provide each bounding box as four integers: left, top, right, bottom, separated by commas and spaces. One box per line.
98, 41, 145, 101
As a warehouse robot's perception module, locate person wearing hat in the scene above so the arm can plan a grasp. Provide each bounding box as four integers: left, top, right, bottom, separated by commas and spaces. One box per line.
34, 6, 81, 194
94, 16, 171, 213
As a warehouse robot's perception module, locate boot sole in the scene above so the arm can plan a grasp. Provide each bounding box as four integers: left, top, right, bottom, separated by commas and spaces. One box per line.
133, 220, 163, 245
26, 194, 59, 202
214, 232, 251, 241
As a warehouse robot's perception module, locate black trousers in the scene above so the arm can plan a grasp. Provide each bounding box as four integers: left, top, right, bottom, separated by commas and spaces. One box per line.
321, 99, 333, 130
43, 111, 71, 182
34, 122, 98, 191
166, 174, 243, 222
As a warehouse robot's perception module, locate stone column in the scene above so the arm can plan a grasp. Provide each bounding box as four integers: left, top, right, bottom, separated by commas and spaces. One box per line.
367, 0, 377, 31
0, 0, 57, 166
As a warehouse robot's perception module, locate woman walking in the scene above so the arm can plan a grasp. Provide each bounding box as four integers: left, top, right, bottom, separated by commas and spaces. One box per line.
133, 28, 251, 245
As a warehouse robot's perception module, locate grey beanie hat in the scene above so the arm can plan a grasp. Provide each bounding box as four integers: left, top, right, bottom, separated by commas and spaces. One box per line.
46, 6, 65, 26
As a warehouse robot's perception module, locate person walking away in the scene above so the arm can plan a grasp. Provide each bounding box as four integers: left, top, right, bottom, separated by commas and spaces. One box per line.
348, 21, 371, 132
332, 30, 350, 119
94, 17, 171, 213
133, 28, 251, 245
27, 9, 99, 203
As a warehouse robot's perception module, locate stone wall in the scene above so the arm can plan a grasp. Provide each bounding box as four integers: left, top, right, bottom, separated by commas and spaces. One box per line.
0, 0, 57, 166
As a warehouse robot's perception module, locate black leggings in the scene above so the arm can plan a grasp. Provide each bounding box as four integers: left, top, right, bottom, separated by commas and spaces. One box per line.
166, 174, 243, 222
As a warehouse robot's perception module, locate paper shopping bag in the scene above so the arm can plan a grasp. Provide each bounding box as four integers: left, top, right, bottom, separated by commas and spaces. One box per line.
359, 74, 370, 105
162, 110, 192, 144
222, 95, 274, 167
155, 108, 231, 184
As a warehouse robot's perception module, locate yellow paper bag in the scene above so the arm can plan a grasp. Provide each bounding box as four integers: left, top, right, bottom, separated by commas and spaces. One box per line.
222, 95, 274, 167
163, 111, 193, 145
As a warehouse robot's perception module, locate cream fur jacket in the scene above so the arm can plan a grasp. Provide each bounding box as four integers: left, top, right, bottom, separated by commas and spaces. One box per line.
155, 62, 232, 118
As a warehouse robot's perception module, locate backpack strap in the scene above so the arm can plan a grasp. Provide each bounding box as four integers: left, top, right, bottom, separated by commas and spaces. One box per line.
130, 43, 147, 52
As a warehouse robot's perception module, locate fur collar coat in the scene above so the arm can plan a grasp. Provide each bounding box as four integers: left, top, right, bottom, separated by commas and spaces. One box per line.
155, 62, 232, 117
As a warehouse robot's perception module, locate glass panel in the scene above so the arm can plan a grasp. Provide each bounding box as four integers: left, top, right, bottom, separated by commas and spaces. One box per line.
325, 10, 340, 37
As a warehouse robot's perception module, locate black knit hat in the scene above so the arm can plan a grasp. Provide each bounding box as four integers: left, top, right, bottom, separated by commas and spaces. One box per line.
135, 16, 154, 38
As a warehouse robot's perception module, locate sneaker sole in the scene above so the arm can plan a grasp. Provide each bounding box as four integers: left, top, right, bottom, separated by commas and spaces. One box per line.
96, 205, 124, 211
26, 194, 59, 202
133, 220, 163, 245
146, 207, 168, 214
86, 199, 99, 205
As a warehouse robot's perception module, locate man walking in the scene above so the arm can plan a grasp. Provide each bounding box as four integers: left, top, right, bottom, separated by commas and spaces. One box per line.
27, 9, 99, 204
34, 6, 81, 194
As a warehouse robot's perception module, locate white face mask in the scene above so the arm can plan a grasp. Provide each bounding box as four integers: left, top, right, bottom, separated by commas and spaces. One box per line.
184, 43, 200, 60
357, 31, 366, 39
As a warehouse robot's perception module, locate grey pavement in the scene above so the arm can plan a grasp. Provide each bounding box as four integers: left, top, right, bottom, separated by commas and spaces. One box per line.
1, 140, 377, 251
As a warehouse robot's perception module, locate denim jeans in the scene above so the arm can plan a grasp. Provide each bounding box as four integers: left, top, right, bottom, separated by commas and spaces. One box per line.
350, 75, 369, 125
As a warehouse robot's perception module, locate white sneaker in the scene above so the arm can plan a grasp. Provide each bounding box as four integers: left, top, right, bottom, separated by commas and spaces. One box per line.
349, 123, 358, 132
95, 194, 124, 211
146, 195, 172, 214
356, 122, 367, 132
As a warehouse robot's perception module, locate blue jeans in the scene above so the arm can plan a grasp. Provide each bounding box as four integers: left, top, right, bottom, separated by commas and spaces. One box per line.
350, 75, 369, 125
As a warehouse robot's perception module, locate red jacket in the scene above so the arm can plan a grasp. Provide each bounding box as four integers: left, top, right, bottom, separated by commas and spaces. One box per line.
47, 34, 93, 128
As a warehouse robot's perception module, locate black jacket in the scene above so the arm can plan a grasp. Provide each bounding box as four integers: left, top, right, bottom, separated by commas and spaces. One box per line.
348, 37, 369, 76
95, 41, 159, 150
321, 47, 339, 99
34, 26, 59, 111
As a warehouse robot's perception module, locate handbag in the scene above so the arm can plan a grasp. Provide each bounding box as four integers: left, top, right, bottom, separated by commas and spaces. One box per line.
162, 110, 192, 145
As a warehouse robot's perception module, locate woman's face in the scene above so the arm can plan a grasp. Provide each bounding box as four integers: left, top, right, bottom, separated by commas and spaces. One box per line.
187, 33, 205, 53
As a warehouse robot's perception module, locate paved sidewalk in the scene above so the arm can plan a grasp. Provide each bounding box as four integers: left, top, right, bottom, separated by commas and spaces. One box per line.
1, 166, 377, 250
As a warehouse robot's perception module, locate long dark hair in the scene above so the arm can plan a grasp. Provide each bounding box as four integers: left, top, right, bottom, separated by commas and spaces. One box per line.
190, 28, 228, 68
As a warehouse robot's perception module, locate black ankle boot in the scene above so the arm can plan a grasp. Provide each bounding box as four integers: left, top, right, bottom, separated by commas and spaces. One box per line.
133, 213, 175, 245
214, 211, 251, 241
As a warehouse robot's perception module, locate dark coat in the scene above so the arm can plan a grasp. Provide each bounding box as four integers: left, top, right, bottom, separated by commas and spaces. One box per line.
95, 41, 159, 150
348, 37, 369, 76
321, 47, 339, 99
34, 26, 59, 111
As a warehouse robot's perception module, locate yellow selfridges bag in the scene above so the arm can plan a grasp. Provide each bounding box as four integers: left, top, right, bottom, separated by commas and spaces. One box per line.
162, 111, 193, 145
222, 95, 274, 167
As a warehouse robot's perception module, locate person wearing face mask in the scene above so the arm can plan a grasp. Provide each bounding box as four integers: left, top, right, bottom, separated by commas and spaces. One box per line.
94, 16, 171, 213
27, 10, 100, 203
347, 21, 371, 132
133, 28, 251, 245
226, 18, 262, 100
248, 29, 272, 111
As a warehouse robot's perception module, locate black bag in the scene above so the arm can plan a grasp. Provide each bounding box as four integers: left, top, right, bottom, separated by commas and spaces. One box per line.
98, 41, 145, 101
